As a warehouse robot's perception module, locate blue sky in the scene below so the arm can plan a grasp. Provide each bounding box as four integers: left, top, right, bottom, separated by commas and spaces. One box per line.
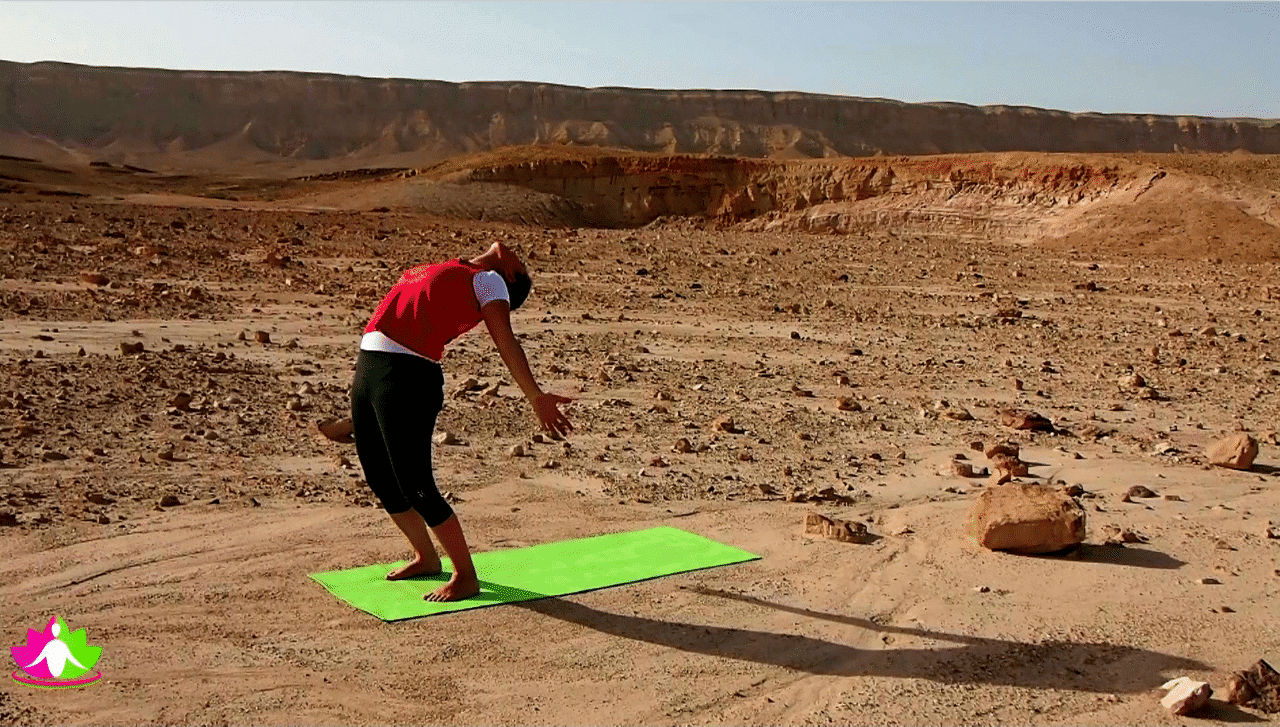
3, 1, 1277, 118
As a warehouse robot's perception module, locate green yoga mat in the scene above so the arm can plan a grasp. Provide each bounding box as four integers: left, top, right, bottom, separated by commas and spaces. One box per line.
310, 526, 760, 621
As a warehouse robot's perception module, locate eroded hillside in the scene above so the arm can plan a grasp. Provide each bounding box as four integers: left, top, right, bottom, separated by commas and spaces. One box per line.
3, 60, 1280, 175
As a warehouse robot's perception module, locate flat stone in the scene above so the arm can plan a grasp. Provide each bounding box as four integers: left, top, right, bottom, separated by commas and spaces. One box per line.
1160, 677, 1212, 716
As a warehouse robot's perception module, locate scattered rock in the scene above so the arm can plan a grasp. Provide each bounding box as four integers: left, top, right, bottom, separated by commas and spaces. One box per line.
989, 453, 1030, 478
835, 396, 861, 412
159, 494, 182, 507
802, 512, 876, 544
1101, 526, 1149, 546
950, 460, 979, 478
85, 492, 115, 505
986, 469, 1013, 487
1206, 433, 1259, 470
1225, 659, 1280, 713
254, 330, 271, 344
317, 418, 355, 443
672, 437, 693, 453
40, 451, 69, 462
712, 415, 741, 434
1159, 677, 1212, 716
1126, 485, 1158, 499
935, 400, 974, 421
433, 431, 462, 446
1061, 483, 1085, 497
265, 249, 290, 267
119, 341, 145, 355
1118, 372, 1146, 388
167, 392, 194, 411
508, 444, 526, 457
968, 483, 1086, 554
985, 442, 1020, 460
997, 408, 1054, 431
1197, 577, 1221, 585
1265, 522, 1279, 539
79, 271, 110, 286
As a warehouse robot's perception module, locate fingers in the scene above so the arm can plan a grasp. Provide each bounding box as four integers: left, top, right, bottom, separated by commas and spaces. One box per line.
540, 412, 573, 438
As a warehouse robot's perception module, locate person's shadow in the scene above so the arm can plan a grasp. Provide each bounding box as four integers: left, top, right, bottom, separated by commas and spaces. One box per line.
516, 586, 1209, 694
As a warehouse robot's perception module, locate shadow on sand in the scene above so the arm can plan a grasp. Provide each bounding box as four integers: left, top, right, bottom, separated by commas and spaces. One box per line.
1053, 543, 1188, 570
517, 586, 1208, 694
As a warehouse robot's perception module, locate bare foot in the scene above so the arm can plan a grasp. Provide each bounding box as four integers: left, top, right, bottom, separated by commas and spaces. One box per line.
424, 572, 480, 602
385, 554, 442, 580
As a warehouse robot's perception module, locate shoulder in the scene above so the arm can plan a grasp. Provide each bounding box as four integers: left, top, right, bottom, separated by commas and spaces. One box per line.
473, 270, 510, 307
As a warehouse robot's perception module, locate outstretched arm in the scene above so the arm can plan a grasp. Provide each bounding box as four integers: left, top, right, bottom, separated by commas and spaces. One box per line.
481, 300, 573, 438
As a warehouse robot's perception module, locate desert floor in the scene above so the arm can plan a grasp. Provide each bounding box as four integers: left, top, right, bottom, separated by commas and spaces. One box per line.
1, 159, 1278, 725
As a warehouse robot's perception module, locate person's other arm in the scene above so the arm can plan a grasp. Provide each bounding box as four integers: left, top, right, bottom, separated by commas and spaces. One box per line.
481, 300, 573, 438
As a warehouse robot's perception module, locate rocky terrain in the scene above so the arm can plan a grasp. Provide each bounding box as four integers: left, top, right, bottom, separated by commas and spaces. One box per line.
4, 60, 1280, 175
0, 146, 1278, 725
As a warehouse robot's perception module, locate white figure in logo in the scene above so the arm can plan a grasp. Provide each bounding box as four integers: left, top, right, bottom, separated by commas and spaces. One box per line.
24, 621, 86, 678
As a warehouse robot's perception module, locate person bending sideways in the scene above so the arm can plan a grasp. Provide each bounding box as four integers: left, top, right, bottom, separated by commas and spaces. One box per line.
350, 241, 573, 602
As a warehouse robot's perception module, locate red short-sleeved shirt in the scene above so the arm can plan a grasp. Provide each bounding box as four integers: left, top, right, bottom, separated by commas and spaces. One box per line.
363, 259, 486, 362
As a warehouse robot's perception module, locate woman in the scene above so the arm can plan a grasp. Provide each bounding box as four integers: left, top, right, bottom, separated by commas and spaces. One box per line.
350, 241, 573, 602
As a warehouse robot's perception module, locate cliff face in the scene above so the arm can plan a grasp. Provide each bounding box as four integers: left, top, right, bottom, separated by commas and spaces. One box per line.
444, 152, 1142, 231
2, 60, 1279, 172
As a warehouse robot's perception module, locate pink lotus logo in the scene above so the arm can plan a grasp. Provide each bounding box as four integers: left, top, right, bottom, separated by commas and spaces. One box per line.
10, 616, 102, 688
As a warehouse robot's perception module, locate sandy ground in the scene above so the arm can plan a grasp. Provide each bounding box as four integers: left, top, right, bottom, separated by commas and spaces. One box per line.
1, 160, 1279, 725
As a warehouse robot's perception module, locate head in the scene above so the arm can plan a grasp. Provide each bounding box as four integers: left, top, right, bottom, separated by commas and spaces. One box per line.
485, 241, 532, 310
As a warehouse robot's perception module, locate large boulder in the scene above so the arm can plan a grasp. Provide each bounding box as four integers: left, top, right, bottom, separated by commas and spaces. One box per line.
1206, 433, 1259, 470
968, 483, 1086, 554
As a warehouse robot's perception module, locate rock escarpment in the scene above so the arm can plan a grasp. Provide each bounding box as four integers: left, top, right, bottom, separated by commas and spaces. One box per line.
437, 150, 1145, 232
3, 60, 1280, 171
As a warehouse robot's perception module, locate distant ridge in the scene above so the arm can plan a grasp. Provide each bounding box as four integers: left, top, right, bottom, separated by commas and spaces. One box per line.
2, 59, 1278, 174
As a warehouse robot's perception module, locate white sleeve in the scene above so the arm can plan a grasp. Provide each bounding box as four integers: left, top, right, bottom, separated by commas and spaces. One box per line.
473, 270, 510, 308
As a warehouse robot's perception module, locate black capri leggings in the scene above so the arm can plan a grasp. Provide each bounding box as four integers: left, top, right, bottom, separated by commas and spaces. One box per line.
349, 349, 454, 527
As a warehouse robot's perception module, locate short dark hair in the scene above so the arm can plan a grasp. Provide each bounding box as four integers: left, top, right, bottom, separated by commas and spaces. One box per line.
508, 272, 532, 311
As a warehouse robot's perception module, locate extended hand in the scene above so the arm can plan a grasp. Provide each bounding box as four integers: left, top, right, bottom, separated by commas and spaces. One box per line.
532, 393, 574, 438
